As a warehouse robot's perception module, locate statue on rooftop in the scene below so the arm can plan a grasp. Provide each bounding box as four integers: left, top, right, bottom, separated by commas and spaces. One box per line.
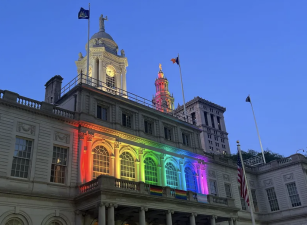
99, 14, 108, 32
159, 63, 162, 71
121, 49, 125, 57
78, 52, 83, 60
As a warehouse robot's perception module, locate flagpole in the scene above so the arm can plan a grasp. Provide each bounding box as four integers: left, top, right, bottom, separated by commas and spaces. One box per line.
86, 3, 90, 83
248, 95, 266, 164
177, 53, 188, 122
237, 140, 256, 225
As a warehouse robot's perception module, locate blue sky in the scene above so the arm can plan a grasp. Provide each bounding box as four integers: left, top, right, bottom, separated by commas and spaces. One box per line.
1, 0, 307, 156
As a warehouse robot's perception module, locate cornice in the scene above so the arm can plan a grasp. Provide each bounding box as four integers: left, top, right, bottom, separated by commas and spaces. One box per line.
175, 96, 226, 112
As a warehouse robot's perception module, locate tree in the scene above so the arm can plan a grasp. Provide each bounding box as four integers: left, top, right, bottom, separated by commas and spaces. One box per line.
228, 148, 283, 163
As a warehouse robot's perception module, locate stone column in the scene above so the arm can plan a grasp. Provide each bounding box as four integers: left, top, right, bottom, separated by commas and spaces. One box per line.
180, 161, 186, 190
177, 170, 182, 189
122, 68, 127, 97
86, 135, 93, 182
139, 207, 148, 225
114, 142, 120, 179
229, 218, 234, 225
116, 73, 121, 93
189, 213, 197, 225
78, 133, 85, 184
107, 204, 117, 225
210, 215, 217, 225
110, 155, 115, 176
213, 116, 219, 131
197, 165, 203, 194
161, 156, 166, 186
75, 210, 83, 225
166, 210, 173, 225
99, 61, 106, 90
139, 149, 145, 182
98, 203, 107, 225
136, 161, 140, 182
92, 58, 97, 82
157, 166, 162, 186
233, 218, 237, 225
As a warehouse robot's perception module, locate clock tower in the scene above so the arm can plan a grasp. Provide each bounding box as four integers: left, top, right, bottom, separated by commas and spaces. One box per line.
75, 14, 128, 94
152, 64, 174, 113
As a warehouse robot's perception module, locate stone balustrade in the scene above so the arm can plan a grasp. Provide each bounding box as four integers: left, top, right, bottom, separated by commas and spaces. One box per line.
0, 90, 75, 119
78, 175, 235, 208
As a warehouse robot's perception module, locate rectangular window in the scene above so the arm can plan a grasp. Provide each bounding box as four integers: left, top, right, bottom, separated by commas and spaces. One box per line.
182, 133, 190, 146
144, 120, 153, 135
215, 143, 219, 147
210, 114, 215, 128
238, 187, 247, 210
122, 113, 131, 128
286, 182, 301, 207
11, 137, 33, 178
209, 146, 213, 150
225, 183, 232, 198
222, 144, 226, 148
217, 116, 222, 131
191, 112, 196, 125
97, 105, 107, 121
214, 136, 218, 141
204, 112, 209, 126
164, 127, 172, 141
50, 146, 68, 184
266, 187, 280, 211
209, 179, 218, 195
251, 189, 259, 212
208, 134, 211, 139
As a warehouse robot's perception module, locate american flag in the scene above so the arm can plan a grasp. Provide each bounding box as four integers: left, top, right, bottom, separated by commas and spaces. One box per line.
237, 153, 250, 206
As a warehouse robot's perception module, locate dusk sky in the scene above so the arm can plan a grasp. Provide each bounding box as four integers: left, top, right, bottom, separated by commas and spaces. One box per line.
1, 0, 307, 156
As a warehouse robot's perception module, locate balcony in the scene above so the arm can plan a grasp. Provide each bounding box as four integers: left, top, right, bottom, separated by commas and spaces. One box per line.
77, 175, 236, 209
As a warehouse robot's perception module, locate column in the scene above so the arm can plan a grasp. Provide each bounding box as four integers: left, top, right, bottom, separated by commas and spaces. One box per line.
136, 161, 140, 182
107, 204, 116, 225
210, 215, 217, 225
213, 116, 219, 131
228, 218, 234, 225
110, 155, 115, 176
122, 69, 127, 97
75, 210, 83, 225
161, 157, 166, 186
139, 149, 145, 182
180, 162, 186, 191
139, 207, 147, 225
233, 218, 237, 225
99, 61, 106, 90
197, 166, 203, 194
177, 170, 182, 189
116, 73, 121, 94
166, 210, 173, 225
189, 213, 196, 225
92, 58, 97, 83
98, 203, 106, 225
86, 135, 93, 182
78, 134, 85, 184
114, 143, 120, 179
157, 166, 162, 186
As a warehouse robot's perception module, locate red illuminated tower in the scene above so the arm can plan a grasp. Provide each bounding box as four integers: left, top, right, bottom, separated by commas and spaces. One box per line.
152, 64, 174, 113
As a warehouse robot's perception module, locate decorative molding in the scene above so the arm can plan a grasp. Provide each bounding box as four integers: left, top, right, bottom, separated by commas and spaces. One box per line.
283, 173, 294, 182
139, 148, 144, 155
263, 179, 273, 187
54, 131, 70, 144
208, 170, 216, 178
78, 132, 85, 140
114, 141, 120, 149
16, 122, 35, 136
223, 174, 230, 181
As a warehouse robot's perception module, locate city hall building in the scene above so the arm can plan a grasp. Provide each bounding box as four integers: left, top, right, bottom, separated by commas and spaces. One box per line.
0, 15, 307, 225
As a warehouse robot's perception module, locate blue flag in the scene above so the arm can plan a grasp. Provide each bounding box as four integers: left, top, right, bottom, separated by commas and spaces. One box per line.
78, 7, 90, 19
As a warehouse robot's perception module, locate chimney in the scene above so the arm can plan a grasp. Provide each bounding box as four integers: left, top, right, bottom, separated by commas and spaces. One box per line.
44, 75, 63, 104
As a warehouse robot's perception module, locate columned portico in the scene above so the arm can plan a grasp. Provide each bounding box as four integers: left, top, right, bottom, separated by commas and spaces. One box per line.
107, 204, 117, 225
98, 203, 107, 225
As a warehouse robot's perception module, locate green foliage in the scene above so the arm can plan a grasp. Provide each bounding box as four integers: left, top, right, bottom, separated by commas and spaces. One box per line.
228, 148, 283, 163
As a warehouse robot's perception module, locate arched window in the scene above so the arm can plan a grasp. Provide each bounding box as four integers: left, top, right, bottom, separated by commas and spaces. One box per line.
120, 152, 135, 180
93, 145, 109, 179
165, 162, 178, 188
185, 167, 198, 192
144, 157, 158, 185
6, 218, 23, 225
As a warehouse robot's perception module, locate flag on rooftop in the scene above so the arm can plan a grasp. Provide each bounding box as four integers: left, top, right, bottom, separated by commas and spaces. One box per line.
246, 95, 251, 103
171, 57, 180, 65
237, 152, 250, 206
78, 7, 90, 19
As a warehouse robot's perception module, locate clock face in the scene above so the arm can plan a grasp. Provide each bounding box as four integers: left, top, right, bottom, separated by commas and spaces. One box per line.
106, 66, 115, 77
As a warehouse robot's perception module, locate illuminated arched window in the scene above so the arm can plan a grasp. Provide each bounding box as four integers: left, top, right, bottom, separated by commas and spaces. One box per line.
144, 157, 158, 185
93, 145, 109, 179
120, 152, 135, 180
165, 162, 178, 188
6, 218, 23, 225
185, 167, 198, 192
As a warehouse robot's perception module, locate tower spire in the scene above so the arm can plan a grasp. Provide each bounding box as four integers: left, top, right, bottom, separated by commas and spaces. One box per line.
152, 64, 174, 113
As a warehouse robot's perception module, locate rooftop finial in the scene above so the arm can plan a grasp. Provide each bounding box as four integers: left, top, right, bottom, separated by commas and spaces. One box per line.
99, 14, 108, 32
159, 63, 162, 72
